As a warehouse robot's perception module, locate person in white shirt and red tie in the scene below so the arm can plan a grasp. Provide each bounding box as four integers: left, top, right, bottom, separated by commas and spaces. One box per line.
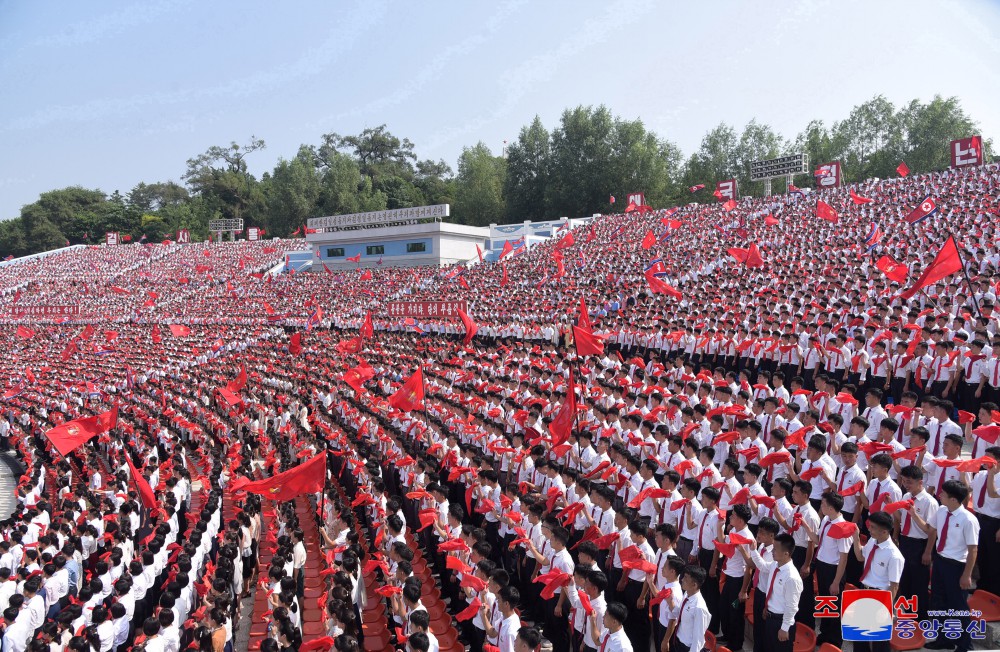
970, 448, 1000, 597
850, 511, 904, 652
593, 601, 633, 652
741, 532, 803, 652
896, 464, 939, 621
926, 480, 979, 652
670, 565, 711, 652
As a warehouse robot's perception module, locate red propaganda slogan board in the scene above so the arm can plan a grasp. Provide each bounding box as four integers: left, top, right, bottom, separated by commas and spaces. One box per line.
951, 136, 983, 168
627, 192, 646, 206
716, 179, 738, 201
388, 301, 468, 321
10, 305, 81, 317
815, 161, 842, 189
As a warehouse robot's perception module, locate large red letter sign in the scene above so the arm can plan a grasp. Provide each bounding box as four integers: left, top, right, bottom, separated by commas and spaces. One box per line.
716, 179, 738, 201
815, 161, 842, 189
627, 192, 646, 207
951, 136, 982, 168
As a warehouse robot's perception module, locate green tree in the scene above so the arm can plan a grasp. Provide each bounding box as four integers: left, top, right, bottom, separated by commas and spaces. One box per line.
898, 95, 984, 173
545, 106, 616, 218
321, 125, 416, 184
0, 219, 28, 258
183, 137, 267, 222
265, 146, 322, 236
683, 123, 740, 195
832, 95, 904, 180
454, 143, 507, 226
733, 120, 785, 196
504, 116, 550, 222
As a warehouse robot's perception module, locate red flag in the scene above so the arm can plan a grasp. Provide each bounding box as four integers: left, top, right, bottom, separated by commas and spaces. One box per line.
577, 298, 591, 329
689, 184, 705, 193
875, 255, 909, 284
346, 253, 361, 263
360, 311, 375, 340
288, 333, 302, 356
45, 408, 118, 457
459, 277, 470, 290
850, 189, 873, 205
816, 200, 839, 223
168, 324, 190, 337
744, 243, 765, 268
125, 456, 157, 510
900, 236, 963, 299
555, 232, 575, 249
359, 269, 372, 281
500, 263, 509, 287
896, 161, 910, 177
322, 262, 333, 275
548, 369, 577, 446
572, 326, 605, 357
151, 324, 162, 344
645, 272, 682, 299
641, 230, 656, 250
764, 214, 779, 226
15, 326, 34, 339
722, 199, 737, 211
457, 309, 478, 345
388, 368, 425, 412
226, 365, 247, 393
230, 451, 327, 502
476, 244, 484, 264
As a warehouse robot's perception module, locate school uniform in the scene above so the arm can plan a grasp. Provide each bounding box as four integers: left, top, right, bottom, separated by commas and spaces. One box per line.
856, 538, 905, 652
813, 515, 852, 647
972, 471, 1000, 596
672, 591, 710, 652
897, 489, 938, 620
749, 551, 803, 652
931, 505, 980, 652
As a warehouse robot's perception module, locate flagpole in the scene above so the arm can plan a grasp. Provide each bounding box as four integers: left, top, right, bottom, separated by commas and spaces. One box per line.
950, 233, 982, 318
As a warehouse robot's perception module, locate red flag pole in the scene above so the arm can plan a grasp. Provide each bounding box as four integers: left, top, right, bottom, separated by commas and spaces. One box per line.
951, 234, 982, 318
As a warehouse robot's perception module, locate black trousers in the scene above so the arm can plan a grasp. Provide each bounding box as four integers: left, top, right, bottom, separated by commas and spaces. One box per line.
719, 574, 745, 649
622, 578, 650, 652
977, 514, 1000, 596
752, 588, 766, 652
763, 614, 795, 652
814, 560, 843, 647
931, 554, 972, 652
697, 548, 721, 634
897, 536, 931, 620
792, 546, 813, 628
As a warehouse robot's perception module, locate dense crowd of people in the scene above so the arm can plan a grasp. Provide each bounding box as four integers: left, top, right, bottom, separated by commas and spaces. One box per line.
0, 160, 997, 652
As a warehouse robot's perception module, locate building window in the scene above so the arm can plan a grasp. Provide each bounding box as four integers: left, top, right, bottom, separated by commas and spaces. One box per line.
366, 245, 384, 255
327, 247, 345, 257
406, 242, 427, 253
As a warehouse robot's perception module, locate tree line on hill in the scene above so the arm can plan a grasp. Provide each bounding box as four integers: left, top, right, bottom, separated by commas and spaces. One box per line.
0, 94, 990, 259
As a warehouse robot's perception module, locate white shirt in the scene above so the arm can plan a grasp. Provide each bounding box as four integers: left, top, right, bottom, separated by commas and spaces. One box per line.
859, 538, 905, 590
933, 505, 979, 563
899, 489, 939, 541
815, 515, 853, 565
749, 552, 804, 633
498, 614, 520, 652
597, 628, 633, 652
674, 591, 710, 650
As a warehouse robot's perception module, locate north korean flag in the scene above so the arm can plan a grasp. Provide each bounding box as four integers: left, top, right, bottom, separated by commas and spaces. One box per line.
904, 196, 939, 224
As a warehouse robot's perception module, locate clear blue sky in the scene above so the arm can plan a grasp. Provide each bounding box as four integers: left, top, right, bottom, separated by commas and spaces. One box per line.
1, 0, 998, 220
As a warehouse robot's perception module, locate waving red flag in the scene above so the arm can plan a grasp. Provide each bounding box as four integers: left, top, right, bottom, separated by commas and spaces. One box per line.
744, 243, 765, 268
125, 455, 157, 510
499, 263, 509, 287
572, 326, 605, 357
389, 368, 425, 412
168, 324, 190, 337
230, 451, 327, 502
360, 311, 374, 340
288, 332, 302, 356
548, 369, 577, 446
876, 255, 909, 284
646, 272, 682, 299
45, 408, 118, 457
850, 189, 873, 205
816, 200, 839, 223
896, 161, 910, 177
641, 230, 656, 250
346, 253, 361, 263
900, 236, 963, 299
577, 297, 592, 329
764, 214, 780, 226
458, 309, 478, 345
15, 326, 34, 339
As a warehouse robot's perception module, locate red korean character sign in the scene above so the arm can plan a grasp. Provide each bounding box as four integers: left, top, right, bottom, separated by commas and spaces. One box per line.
815, 161, 842, 189
247, 227, 260, 241
716, 179, 738, 201
951, 136, 983, 168
176, 229, 190, 244
105, 232, 119, 246
627, 192, 646, 207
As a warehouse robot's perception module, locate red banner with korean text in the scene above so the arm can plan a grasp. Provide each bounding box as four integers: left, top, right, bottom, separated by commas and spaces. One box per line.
387, 301, 468, 321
